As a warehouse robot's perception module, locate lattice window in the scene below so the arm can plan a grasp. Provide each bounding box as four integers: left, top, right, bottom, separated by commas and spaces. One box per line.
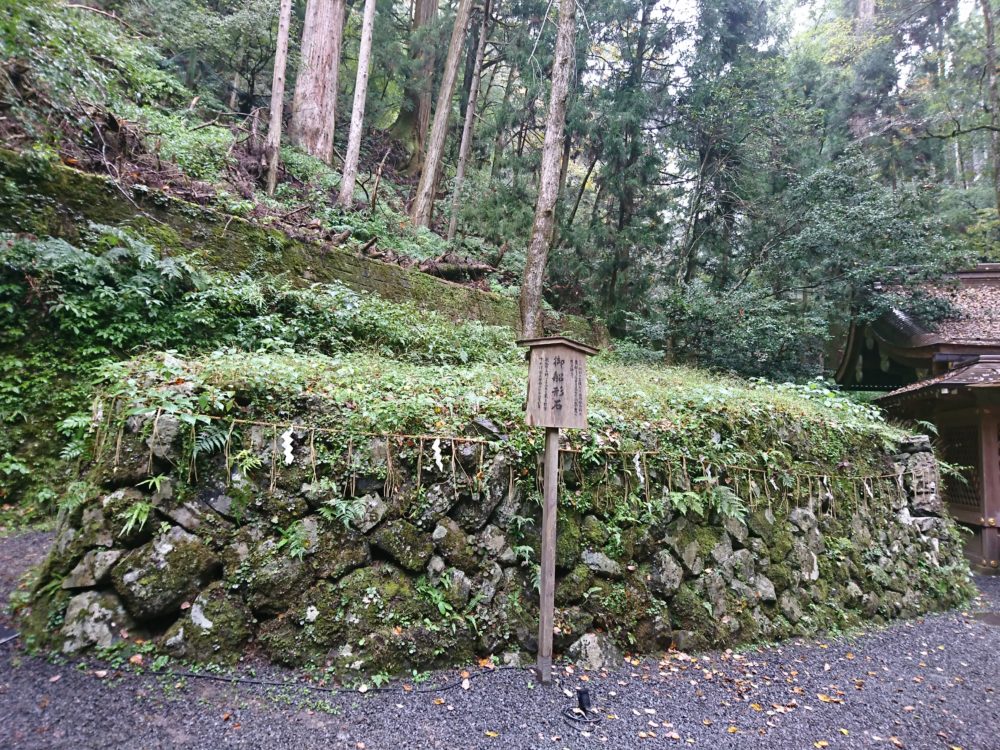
939, 425, 982, 511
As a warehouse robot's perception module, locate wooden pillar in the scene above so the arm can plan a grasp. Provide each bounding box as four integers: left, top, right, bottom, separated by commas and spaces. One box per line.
981, 407, 1000, 567
536, 426, 560, 683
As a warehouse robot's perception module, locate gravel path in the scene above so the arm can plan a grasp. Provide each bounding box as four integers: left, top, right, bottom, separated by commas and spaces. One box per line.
1, 531, 998, 750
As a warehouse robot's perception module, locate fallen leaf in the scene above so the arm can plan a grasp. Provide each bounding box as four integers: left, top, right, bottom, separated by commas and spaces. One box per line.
814, 742, 829, 748
889, 737, 904, 748
702, 719, 713, 726
727, 726, 739, 734
750, 703, 763, 711
484, 730, 499, 738
94, 670, 108, 679
222, 712, 232, 722
49, 675, 61, 683
461, 678, 471, 690
840, 729, 849, 736
129, 654, 143, 666
402, 684, 413, 692
433, 698, 445, 705
817, 693, 843, 704
460, 670, 470, 679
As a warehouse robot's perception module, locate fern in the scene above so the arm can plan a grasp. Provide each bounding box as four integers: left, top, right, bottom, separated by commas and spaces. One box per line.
194, 423, 228, 457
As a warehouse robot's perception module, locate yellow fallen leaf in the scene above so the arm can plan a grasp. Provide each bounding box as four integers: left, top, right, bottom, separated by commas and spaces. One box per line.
750, 703, 762, 711
817, 693, 843, 704
840, 729, 849, 736
484, 730, 499, 738
727, 726, 739, 734
814, 742, 829, 749
702, 719, 713, 726
433, 698, 445, 705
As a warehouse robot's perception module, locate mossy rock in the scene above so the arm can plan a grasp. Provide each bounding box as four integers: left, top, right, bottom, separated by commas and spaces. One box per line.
433, 517, 479, 572
101, 488, 156, 548
556, 511, 582, 569
258, 617, 322, 667
671, 583, 719, 646
162, 582, 252, 663
555, 564, 595, 606
581, 515, 609, 547
335, 563, 435, 635
111, 527, 221, 622
371, 519, 433, 572
243, 537, 312, 616
311, 526, 369, 581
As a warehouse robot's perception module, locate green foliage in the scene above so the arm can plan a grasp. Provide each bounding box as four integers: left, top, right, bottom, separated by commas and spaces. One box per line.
118, 500, 153, 538
275, 520, 310, 560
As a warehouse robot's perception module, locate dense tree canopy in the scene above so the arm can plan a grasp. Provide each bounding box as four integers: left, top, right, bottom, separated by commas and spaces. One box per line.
3, 0, 995, 378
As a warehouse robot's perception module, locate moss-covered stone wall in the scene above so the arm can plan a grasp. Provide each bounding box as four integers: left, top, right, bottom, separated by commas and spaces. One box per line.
0, 148, 607, 346
18, 398, 973, 675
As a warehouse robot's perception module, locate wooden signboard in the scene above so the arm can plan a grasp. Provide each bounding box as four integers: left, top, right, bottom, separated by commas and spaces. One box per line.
521, 337, 597, 429
517, 336, 598, 684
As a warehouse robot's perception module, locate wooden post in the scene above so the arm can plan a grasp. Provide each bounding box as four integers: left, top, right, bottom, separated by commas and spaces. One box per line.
537, 425, 560, 683
517, 336, 598, 684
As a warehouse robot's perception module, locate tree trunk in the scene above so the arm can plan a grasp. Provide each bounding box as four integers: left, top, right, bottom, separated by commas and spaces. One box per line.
490, 66, 515, 179
409, 0, 475, 228
447, 1, 490, 242
264, 0, 295, 196
980, 0, 1000, 214
389, 0, 438, 173
518, 0, 576, 337
290, 0, 346, 163
337, 0, 378, 207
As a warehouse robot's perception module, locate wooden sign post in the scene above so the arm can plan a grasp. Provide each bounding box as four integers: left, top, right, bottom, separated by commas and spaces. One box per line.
517, 336, 598, 684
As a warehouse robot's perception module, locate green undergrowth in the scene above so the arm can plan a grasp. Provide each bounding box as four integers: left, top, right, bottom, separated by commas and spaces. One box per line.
0, 228, 515, 515
2, 223, 903, 524
100, 347, 902, 477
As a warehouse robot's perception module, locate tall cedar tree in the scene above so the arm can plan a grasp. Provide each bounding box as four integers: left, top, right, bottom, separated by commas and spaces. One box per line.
519, 0, 577, 336
264, 0, 295, 195
409, 0, 475, 228
290, 0, 347, 163
338, 0, 378, 206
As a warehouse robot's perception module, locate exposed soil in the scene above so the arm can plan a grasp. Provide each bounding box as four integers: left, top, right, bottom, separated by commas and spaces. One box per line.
2, 530, 998, 750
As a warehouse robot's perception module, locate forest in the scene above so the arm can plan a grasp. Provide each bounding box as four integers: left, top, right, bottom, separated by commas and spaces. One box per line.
0, 4, 997, 746
2, 0, 995, 378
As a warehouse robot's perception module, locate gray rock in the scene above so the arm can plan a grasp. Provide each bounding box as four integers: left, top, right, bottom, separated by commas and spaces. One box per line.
680, 541, 704, 575
723, 516, 749, 546
111, 527, 220, 621
451, 455, 510, 530
650, 550, 684, 597
754, 574, 776, 602
789, 508, 817, 534
445, 568, 473, 608
704, 570, 727, 617
779, 590, 804, 623
479, 524, 516, 564
710, 533, 733, 566
899, 435, 932, 454
352, 494, 386, 533
792, 541, 819, 582
371, 519, 434, 572
906, 451, 943, 515
61, 591, 136, 653
63, 549, 123, 589
427, 555, 446, 576
581, 549, 623, 578
147, 414, 182, 461
566, 632, 622, 671
723, 549, 754, 583
410, 483, 460, 528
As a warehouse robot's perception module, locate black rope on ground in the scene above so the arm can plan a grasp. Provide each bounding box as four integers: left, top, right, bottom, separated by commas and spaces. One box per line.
562, 706, 602, 730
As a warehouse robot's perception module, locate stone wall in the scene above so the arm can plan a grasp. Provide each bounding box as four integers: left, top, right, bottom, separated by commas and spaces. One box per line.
0, 148, 607, 346
19, 410, 973, 674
